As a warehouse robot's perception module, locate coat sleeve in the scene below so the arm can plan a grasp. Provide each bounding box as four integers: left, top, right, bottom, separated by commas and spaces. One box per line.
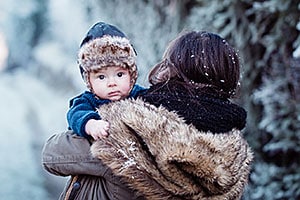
67, 95, 101, 137
41, 130, 110, 177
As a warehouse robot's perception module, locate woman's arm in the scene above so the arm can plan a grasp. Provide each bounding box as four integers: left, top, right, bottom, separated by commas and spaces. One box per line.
42, 130, 109, 177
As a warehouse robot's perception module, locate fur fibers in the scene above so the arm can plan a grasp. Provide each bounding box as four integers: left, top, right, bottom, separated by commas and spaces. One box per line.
78, 35, 138, 88
90, 98, 253, 200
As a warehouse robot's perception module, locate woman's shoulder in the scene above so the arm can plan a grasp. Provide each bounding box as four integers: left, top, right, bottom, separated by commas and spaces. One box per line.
130, 84, 148, 97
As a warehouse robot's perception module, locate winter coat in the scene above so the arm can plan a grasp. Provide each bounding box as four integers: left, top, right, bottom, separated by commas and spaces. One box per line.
67, 84, 147, 138
90, 98, 254, 200
42, 86, 253, 200
42, 130, 145, 200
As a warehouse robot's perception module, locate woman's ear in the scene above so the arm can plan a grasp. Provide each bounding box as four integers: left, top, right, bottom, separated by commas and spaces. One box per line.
149, 63, 177, 85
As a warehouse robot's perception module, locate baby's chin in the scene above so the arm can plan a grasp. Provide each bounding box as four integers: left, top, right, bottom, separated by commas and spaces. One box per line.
108, 97, 120, 101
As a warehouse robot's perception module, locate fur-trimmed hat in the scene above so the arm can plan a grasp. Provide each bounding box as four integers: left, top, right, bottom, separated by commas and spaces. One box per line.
78, 22, 138, 90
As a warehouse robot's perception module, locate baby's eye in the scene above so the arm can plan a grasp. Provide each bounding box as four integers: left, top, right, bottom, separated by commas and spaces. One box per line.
98, 75, 105, 80
117, 72, 124, 77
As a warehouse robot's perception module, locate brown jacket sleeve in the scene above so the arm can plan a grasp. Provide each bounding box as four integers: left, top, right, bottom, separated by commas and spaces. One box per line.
42, 130, 145, 200
42, 130, 110, 177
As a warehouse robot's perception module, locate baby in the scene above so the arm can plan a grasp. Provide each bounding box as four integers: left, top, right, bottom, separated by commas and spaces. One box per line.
67, 22, 147, 140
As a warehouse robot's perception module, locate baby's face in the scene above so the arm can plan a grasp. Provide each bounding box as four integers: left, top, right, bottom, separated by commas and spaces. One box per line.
89, 66, 131, 101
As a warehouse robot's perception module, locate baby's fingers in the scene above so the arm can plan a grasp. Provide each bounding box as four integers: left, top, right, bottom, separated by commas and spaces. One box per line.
100, 129, 109, 137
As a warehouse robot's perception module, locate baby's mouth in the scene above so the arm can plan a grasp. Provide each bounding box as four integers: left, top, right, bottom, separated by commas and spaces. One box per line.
108, 91, 120, 96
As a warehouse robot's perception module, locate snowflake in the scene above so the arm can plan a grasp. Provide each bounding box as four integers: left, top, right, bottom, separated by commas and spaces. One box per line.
126, 139, 137, 152
117, 139, 138, 171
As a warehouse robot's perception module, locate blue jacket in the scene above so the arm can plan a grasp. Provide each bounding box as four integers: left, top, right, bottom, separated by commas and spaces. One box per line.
67, 84, 147, 138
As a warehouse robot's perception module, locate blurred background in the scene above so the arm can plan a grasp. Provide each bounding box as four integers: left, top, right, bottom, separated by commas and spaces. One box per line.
0, 0, 299, 199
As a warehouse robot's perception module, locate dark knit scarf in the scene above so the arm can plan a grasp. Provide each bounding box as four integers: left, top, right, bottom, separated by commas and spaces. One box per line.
140, 80, 247, 133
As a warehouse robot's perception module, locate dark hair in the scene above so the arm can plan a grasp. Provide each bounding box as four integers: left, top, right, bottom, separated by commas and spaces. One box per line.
149, 31, 241, 98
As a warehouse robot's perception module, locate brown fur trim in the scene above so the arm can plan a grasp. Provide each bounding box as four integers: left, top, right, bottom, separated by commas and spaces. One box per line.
78, 36, 137, 89
90, 98, 254, 200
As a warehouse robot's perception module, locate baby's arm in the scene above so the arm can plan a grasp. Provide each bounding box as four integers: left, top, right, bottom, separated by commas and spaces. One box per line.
67, 94, 102, 138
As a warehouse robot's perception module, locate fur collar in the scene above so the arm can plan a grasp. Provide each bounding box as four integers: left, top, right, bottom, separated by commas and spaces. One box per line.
91, 98, 253, 199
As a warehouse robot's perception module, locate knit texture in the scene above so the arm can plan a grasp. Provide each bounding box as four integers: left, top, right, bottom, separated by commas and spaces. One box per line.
140, 80, 247, 133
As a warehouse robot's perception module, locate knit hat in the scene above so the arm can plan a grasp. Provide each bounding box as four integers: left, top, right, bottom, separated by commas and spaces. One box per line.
78, 22, 138, 90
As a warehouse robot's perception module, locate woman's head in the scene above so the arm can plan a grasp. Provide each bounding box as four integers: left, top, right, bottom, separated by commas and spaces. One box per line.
149, 31, 241, 98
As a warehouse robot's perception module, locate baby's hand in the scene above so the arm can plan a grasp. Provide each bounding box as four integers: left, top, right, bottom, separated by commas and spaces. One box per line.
85, 119, 110, 140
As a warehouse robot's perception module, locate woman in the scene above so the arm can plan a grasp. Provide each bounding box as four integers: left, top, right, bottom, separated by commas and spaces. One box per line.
42, 31, 253, 200
141, 30, 247, 133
